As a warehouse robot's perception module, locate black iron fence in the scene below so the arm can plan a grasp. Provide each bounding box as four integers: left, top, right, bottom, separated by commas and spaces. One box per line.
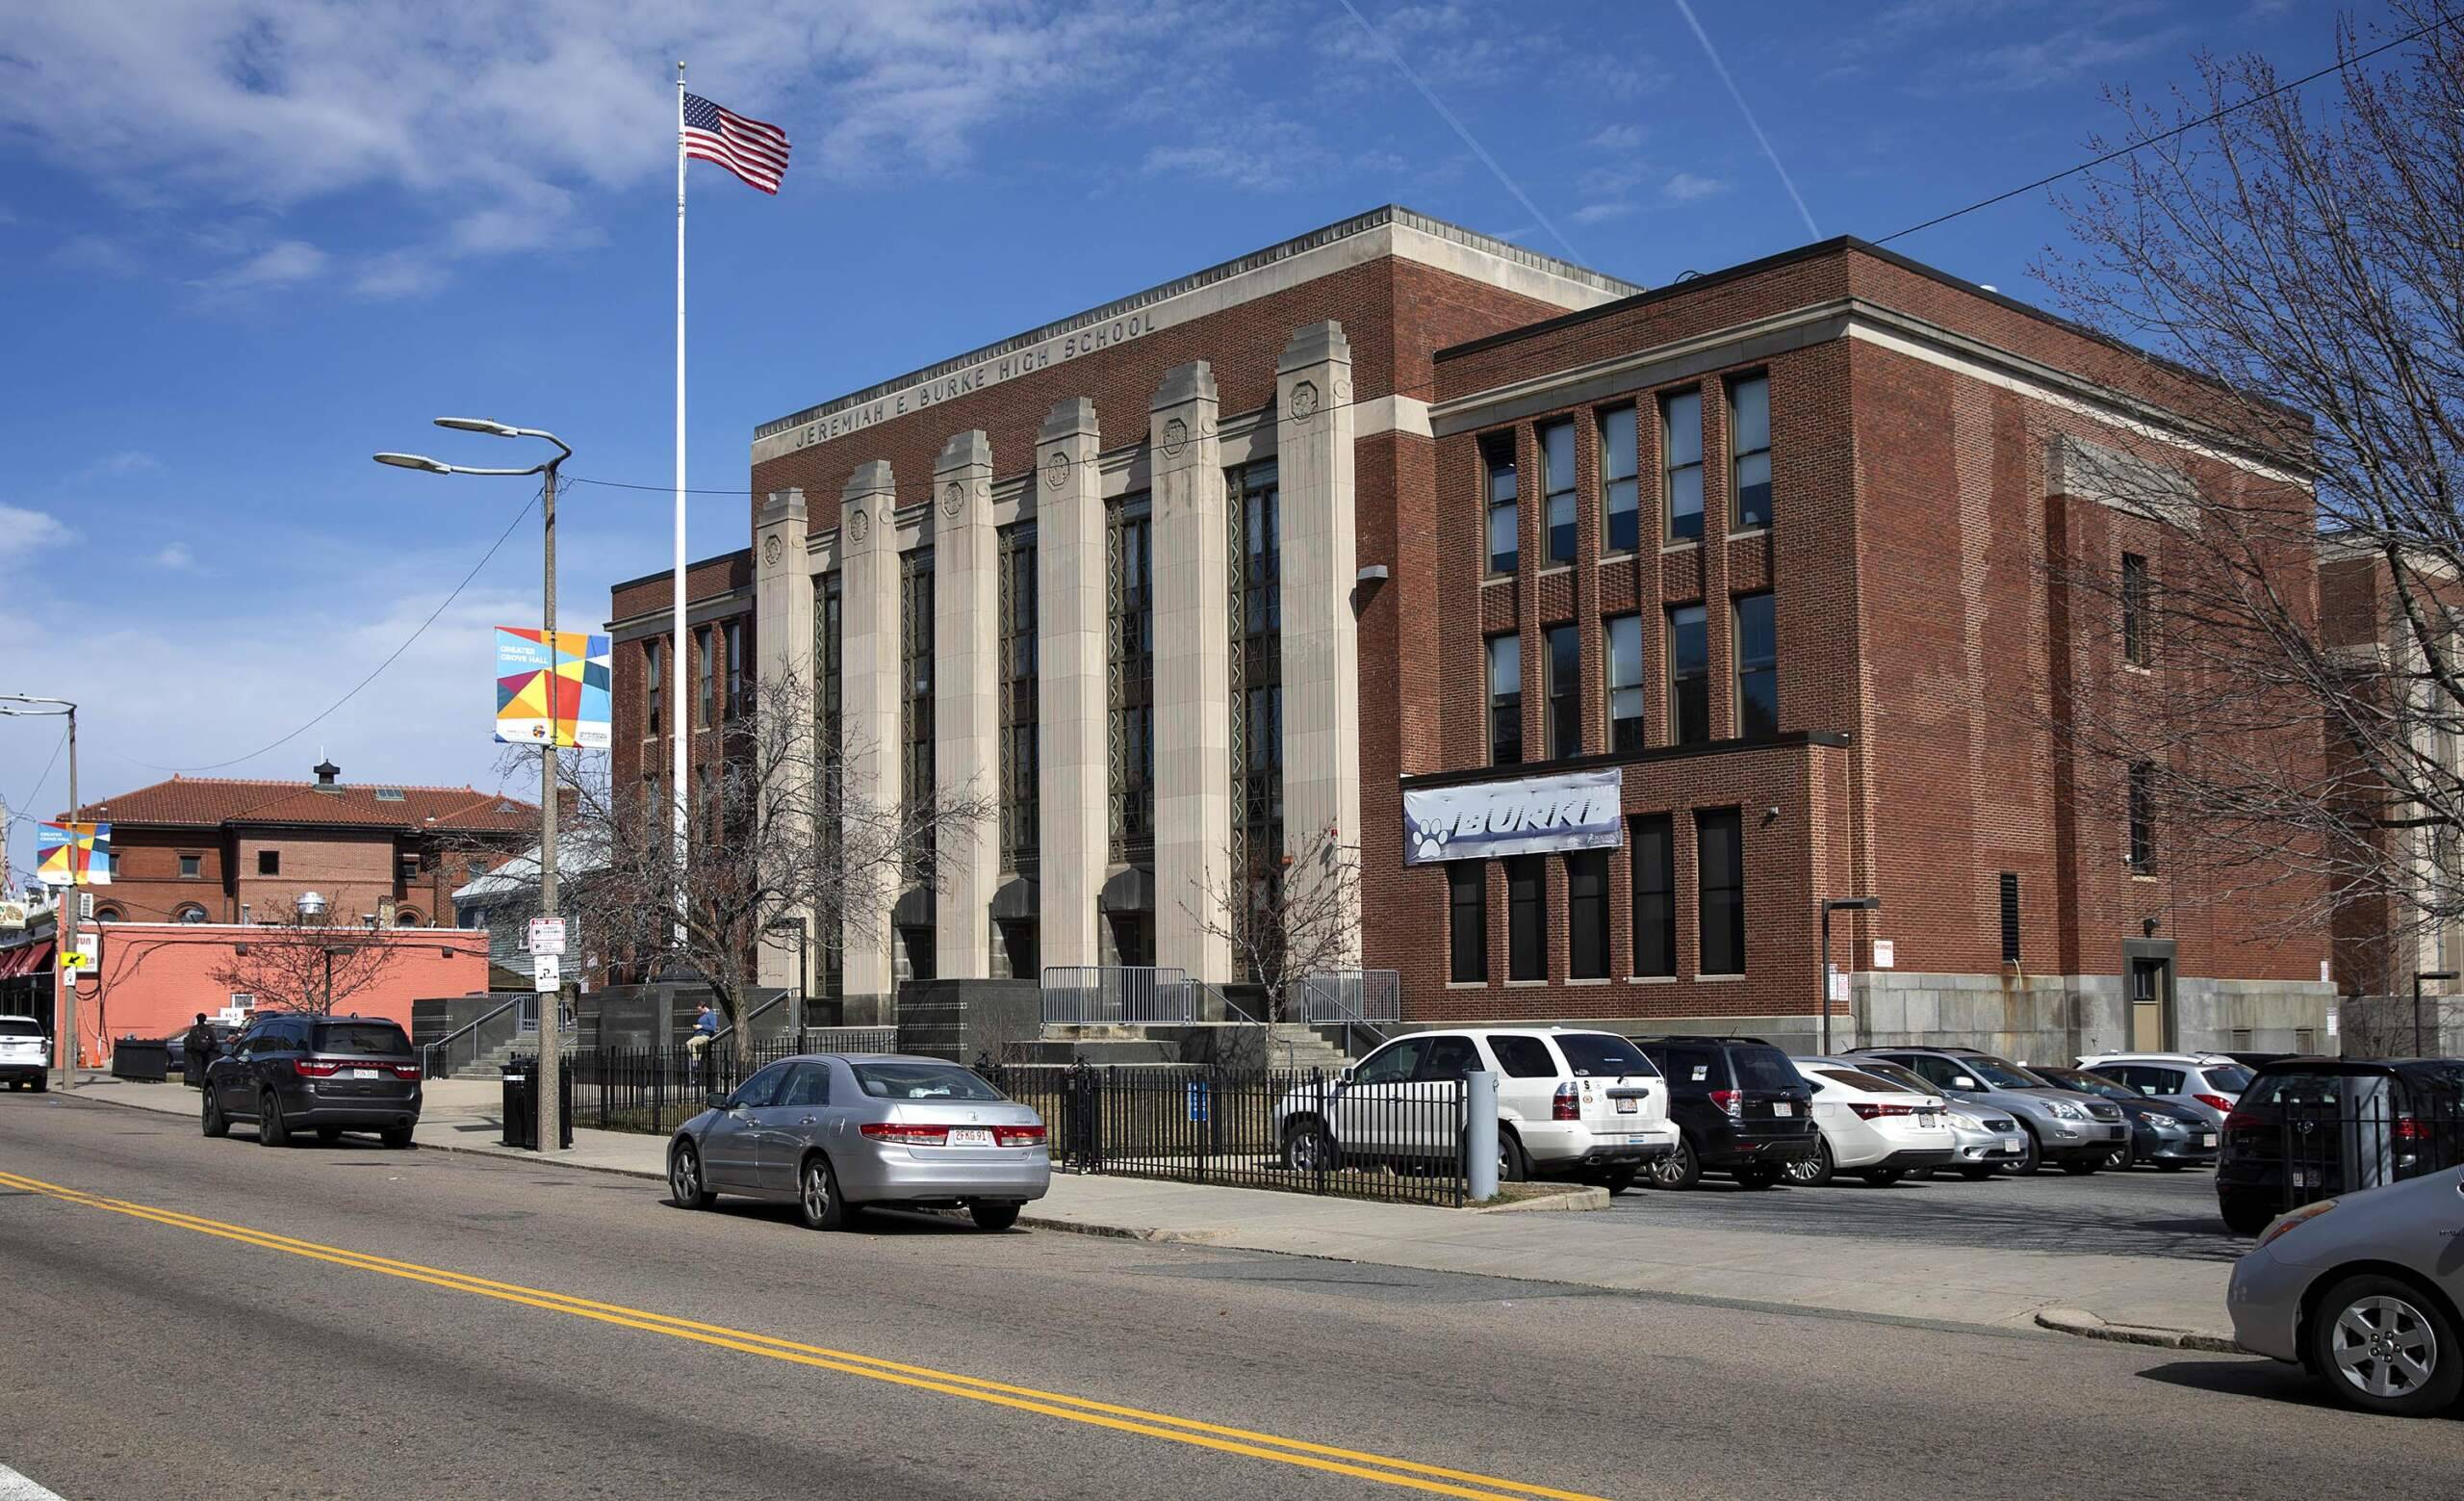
565, 1038, 805, 1136
2262, 1107, 2464, 1216
976, 1058, 1469, 1207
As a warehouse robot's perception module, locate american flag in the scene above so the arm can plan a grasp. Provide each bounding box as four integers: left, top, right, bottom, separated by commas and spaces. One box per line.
682, 92, 789, 194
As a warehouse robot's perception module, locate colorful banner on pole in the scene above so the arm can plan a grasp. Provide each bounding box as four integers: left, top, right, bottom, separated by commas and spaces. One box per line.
495, 628, 611, 749
36, 821, 112, 886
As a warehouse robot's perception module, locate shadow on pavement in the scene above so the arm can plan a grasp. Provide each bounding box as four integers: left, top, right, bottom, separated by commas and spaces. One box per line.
2139, 1358, 2464, 1424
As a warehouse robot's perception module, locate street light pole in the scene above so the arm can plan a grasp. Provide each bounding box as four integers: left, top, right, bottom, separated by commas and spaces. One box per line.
376, 421, 571, 1152
1820, 895, 1883, 1055
1, 695, 79, 1090
2413, 970, 2455, 1057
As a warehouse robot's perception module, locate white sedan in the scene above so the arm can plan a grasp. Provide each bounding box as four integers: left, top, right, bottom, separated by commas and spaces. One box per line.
1784, 1060, 1959, 1186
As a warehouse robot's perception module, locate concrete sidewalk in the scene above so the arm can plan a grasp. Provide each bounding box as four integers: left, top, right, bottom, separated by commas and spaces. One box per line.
60, 1077, 2237, 1348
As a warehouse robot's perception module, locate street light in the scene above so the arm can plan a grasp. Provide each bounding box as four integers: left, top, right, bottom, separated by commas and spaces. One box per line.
1820, 895, 1883, 1055
373, 418, 572, 1154
2414, 970, 2455, 1058
0, 694, 80, 1090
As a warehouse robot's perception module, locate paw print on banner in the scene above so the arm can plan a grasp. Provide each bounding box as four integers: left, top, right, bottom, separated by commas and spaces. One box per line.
1410, 820, 1453, 864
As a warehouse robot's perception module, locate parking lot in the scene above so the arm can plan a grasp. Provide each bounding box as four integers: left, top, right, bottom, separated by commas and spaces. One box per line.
1610, 1164, 2244, 1265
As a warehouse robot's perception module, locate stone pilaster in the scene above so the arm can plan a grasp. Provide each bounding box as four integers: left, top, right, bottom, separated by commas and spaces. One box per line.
933, 430, 998, 978
1036, 399, 1106, 972
1150, 362, 1233, 983
1275, 323, 1363, 966
754, 488, 817, 994
837, 461, 899, 1001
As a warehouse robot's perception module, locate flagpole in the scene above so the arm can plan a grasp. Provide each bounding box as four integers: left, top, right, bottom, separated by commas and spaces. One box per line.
672, 60, 691, 950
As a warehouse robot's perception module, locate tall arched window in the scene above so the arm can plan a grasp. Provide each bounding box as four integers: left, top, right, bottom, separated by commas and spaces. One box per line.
173, 904, 209, 924
394, 908, 424, 928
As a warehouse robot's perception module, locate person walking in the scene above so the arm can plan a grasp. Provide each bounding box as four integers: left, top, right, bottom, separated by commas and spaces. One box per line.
181, 1013, 217, 1089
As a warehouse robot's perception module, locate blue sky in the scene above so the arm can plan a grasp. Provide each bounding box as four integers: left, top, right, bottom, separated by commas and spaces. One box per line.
0, 0, 2373, 881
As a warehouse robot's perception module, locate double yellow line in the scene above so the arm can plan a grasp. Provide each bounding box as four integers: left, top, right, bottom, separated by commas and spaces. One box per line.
0, 1168, 1605, 1500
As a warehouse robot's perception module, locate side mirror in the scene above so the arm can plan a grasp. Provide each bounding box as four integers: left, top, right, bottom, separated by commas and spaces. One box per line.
1337, 1067, 1355, 1086
706, 1090, 732, 1112
1951, 1076, 1978, 1090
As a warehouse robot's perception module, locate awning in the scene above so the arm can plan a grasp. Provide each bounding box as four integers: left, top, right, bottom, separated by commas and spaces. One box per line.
0, 941, 52, 979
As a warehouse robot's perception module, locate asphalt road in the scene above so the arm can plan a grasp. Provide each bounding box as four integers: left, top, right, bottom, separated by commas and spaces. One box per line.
1609, 1158, 2247, 1263
3, 1094, 2460, 1501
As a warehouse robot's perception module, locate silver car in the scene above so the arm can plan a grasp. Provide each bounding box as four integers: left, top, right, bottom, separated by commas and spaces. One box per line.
2228, 1165, 2464, 1418
668, 1053, 1051, 1231
1854, 1047, 2128, 1174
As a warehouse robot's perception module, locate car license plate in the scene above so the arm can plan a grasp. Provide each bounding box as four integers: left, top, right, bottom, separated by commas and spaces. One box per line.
948, 1128, 994, 1147
2293, 1170, 2317, 1188
1773, 1102, 1794, 1117
1616, 1097, 1637, 1114
350, 1068, 378, 1079
2201, 1133, 2218, 1147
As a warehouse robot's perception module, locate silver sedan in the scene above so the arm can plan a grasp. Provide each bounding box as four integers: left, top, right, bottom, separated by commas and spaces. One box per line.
667, 1053, 1051, 1231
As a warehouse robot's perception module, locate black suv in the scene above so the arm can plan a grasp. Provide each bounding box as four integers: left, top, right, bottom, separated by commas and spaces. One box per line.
203, 1013, 422, 1148
1631, 1036, 1816, 1189
2216, 1056, 2464, 1233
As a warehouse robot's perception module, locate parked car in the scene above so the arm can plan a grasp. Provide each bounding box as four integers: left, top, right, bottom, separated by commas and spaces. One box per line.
1631, 1036, 1817, 1190
1850, 1047, 2125, 1175
2228, 1165, 2464, 1417
1783, 1059, 1955, 1186
1831, 1055, 2027, 1178
669, 1053, 1049, 1230
2214, 1056, 2464, 1234
0, 1015, 48, 1092
2029, 1064, 2218, 1171
2073, 1051, 2250, 1127
201, 1013, 422, 1148
1275, 1029, 1675, 1191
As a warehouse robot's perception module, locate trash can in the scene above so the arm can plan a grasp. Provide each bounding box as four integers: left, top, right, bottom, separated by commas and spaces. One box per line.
500, 1055, 574, 1152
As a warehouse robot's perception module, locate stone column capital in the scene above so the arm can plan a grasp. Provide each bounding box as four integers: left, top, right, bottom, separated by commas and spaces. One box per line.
1040, 397, 1099, 446
1278, 320, 1351, 374
757, 486, 809, 531
1151, 359, 1218, 414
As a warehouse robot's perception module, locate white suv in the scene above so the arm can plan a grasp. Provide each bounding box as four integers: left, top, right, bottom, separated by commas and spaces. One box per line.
1, 1015, 50, 1092
1275, 1028, 1676, 1192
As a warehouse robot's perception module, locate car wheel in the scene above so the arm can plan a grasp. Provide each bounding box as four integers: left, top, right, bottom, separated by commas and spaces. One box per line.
1732, 1163, 1784, 1190
259, 1092, 290, 1148
797, 1153, 849, 1231
1649, 1133, 1700, 1190
1957, 1165, 1996, 1180
2061, 1157, 2100, 1176
316, 1126, 343, 1145
970, 1203, 1021, 1232
30, 1075, 47, 1094
1495, 1129, 1528, 1184
2308, 1274, 2464, 1418
1784, 1137, 1835, 1187
1281, 1117, 1339, 1174
1599, 1167, 1637, 1196
668, 1141, 715, 1209
2102, 1135, 2135, 1172
1861, 1168, 1906, 1187
2000, 1126, 2043, 1176
2219, 1190, 2276, 1236
201, 1091, 228, 1139
381, 1125, 415, 1150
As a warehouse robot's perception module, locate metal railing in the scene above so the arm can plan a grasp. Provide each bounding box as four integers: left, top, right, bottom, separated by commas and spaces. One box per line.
975, 1058, 1467, 1206
423, 996, 526, 1082
1040, 965, 1195, 1025
798, 1024, 898, 1053
706, 992, 788, 1050
1296, 969, 1399, 1055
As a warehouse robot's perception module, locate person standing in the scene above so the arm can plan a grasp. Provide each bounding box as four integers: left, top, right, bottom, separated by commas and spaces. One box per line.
182, 1013, 217, 1089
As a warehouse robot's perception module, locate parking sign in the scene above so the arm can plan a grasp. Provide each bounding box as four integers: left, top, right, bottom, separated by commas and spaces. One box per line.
526, 918, 567, 956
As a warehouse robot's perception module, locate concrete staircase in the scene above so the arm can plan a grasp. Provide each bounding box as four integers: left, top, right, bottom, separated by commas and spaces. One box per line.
1265, 1022, 1351, 1073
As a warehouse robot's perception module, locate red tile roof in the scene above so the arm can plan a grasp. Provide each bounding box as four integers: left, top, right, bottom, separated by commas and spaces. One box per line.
69, 776, 538, 834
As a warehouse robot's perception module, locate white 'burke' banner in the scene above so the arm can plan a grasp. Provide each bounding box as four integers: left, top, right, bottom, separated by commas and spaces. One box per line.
1402, 766, 1625, 865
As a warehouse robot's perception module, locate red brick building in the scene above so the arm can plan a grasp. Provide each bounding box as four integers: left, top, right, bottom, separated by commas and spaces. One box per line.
604, 207, 2331, 1055
67, 760, 536, 930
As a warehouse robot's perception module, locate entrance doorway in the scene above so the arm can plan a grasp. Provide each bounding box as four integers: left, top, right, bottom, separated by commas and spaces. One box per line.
2129, 956, 2172, 1050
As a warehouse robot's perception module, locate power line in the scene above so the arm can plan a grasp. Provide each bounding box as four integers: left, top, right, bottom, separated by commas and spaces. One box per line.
114, 485, 543, 776
4, 723, 69, 827
1874, 8, 2463, 246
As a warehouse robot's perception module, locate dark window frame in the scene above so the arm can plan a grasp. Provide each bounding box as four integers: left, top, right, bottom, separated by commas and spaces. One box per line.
694, 624, 714, 730
1729, 372, 1772, 531
1108, 495, 1155, 864
257, 849, 280, 877
1506, 854, 1547, 981
1733, 591, 1778, 740
1631, 814, 1676, 977
1540, 419, 1578, 565
1567, 850, 1610, 980
644, 637, 663, 738
722, 617, 746, 721
1605, 612, 1645, 753
1669, 603, 1708, 745
2121, 552, 2150, 666
1661, 388, 1705, 543
1487, 633, 1524, 766
1483, 432, 1520, 576
1598, 404, 1640, 555
2127, 762, 2155, 871
1448, 862, 1487, 984
998, 522, 1040, 878
1697, 808, 1746, 975
1545, 623, 1581, 760
1998, 871, 2021, 964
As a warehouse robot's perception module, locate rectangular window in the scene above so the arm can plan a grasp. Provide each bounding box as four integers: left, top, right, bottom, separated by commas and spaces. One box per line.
1448, 863, 1486, 984
723, 619, 746, 721
1541, 420, 1577, 564
1599, 405, 1639, 554
1546, 623, 1581, 760
179, 854, 201, 880
902, 551, 937, 880
1631, 815, 1675, 976
1230, 460, 1284, 976
694, 625, 713, 730
2127, 762, 2155, 871
1662, 389, 1704, 542
998, 523, 1040, 877
1487, 634, 1523, 765
1606, 614, 1644, 753
1697, 809, 1745, 974
1734, 592, 1778, 739
398, 854, 420, 884
1998, 871, 2021, 964
1730, 374, 1771, 530
644, 639, 662, 738
1669, 604, 1708, 745
1506, 855, 1547, 981
1108, 496, 1155, 863
2121, 552, 2149, 665
1567, 851, 1609, 979
257, 849, 279, 876
1484, 433, 1519, 575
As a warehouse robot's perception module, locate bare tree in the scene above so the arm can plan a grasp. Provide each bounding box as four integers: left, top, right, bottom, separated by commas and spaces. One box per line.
2028, 5, 2464, 981
526, 670, 991, 1063
1185, 823, 1363, 1020
210, 898, 407, 1016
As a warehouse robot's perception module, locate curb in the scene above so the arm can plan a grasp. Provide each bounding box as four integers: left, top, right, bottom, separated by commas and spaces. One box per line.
2033, 1306, 2245, 1355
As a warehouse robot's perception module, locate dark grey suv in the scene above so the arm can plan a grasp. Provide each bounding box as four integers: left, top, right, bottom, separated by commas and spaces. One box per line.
202, 1014, 422, 1148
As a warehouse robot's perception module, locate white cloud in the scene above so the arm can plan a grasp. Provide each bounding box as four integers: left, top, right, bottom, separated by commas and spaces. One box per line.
1663, 171, 1730, 202
1587, 123, 1645, 153
0, 505, 74, 566
153, 542, 199, 571
193, 239, 327, 293
1570, 202, 1639, 226
352, 249, 449, 300
75, 450, 161, 481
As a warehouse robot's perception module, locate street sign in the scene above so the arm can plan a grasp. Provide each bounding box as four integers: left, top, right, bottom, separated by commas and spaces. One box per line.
1186, 1079, 1209, 1123
64, 933, 97, 970
77, 892, 93, 920
526, 918, 567, 956
1872, 940, 1895, 970
1827, 967, 1849, 1003
531, 953, 561, 993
